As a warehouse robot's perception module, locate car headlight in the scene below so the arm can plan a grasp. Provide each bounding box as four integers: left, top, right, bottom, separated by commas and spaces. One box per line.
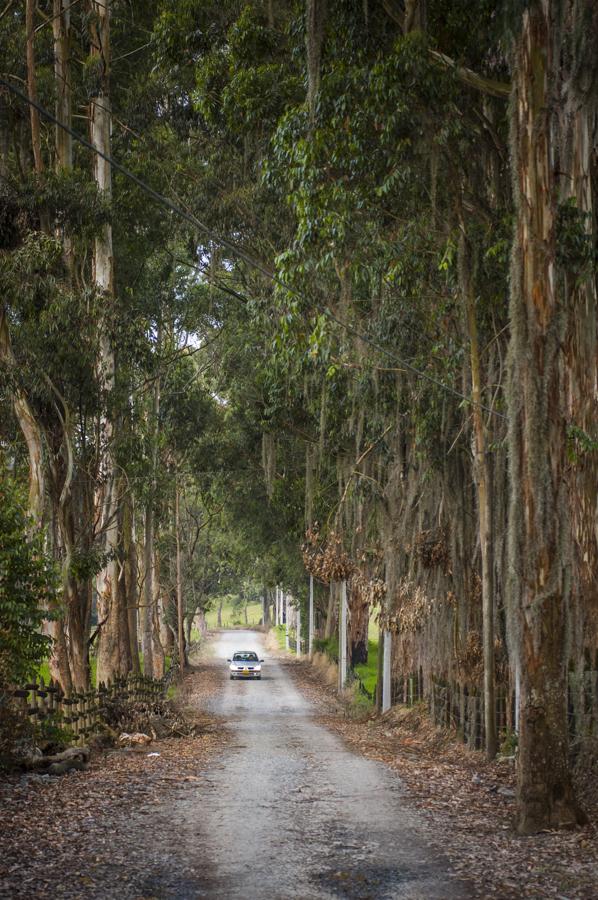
254, 665, 261, 672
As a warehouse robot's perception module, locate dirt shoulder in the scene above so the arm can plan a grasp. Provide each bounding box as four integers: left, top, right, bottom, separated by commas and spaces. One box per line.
287, 657, 598, 900
0, 655, 228, 899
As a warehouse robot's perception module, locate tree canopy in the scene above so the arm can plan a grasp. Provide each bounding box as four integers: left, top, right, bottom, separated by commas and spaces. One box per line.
1, 0, 597, 834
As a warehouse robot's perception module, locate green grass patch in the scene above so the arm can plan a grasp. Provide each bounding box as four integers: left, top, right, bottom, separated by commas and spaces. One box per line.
36, 657, 98, 687
273, 624, 286, 650
354, 639, 379, 698
368, 608, 381, 641
313, 635, 339, 662
35, 653, 173, 689
205, 597, 263, 629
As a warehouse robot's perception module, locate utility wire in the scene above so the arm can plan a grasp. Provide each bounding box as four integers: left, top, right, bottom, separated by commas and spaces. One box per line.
0, 76, 506, 421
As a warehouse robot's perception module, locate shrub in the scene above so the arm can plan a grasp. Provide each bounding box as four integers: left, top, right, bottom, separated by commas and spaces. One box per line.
0, 463, 55, 688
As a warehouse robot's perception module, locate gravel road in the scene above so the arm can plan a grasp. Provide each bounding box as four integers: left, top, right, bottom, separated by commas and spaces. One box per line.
181, 630, 468, 899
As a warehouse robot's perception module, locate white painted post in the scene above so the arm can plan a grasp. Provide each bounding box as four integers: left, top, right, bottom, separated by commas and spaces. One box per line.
339, 579, 347, 691
308, 574, 314, 658
514, 658, 520, 735
296, 603, 301, 657
275, 585, 279, 626
382, 629, 392, 713
285, 593, 290, 651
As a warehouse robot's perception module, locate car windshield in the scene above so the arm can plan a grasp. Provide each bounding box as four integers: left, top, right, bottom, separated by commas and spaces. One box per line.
232, 652, 258, 662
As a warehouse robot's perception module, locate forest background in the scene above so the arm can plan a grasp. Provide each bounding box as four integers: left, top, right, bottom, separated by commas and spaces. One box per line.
1, 0, 597, 836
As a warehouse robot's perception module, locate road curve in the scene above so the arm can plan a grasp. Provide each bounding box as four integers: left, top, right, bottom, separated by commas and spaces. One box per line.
187, 630, 467, 899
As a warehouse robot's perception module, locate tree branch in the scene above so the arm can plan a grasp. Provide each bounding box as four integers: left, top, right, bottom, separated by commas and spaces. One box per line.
428, 49, 510, 99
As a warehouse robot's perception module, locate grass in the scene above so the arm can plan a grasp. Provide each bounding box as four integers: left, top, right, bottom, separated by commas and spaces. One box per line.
36, 657, 98, 686
205, 596, 264, 629
354, 639, 379, 698
368, 606, 381, 641
35, 653, 172, 688
312, 635, 378, 684
273, 624, 286, 650
312, 635, 378, 703
313, 635, 338, 661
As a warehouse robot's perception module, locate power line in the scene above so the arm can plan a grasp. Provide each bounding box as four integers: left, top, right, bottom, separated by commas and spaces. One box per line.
0, 76, 506, 421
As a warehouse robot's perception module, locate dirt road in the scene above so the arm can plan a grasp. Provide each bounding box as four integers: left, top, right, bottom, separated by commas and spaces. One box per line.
184, 630, 467, 899
1, 631, 470, 899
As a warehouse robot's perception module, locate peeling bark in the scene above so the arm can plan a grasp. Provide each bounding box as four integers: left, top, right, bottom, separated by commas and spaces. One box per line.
89, 0, 123, 685
458, 223, 497, 760
0, 309, 45, 524
507, 0, 586, 833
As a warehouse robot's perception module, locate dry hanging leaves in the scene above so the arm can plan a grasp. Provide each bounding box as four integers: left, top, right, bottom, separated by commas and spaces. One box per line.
410, 527, 451, 574
378, 579, 434, 633
302, 525, 354, 582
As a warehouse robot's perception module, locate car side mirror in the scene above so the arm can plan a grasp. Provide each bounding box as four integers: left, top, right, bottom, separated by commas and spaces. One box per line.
259, 658, 264, 663
226, 658, 231, 662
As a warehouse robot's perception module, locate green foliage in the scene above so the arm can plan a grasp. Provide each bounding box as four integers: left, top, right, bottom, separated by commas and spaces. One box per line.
566, 424, 598, 463
313, 635, 339, 662
354, 639, 379, 697
0, 465, 55, 686
272, 624, 287, 651
34, 715, 75, 750
556, 199, 595, 278
499, 729, 518, 755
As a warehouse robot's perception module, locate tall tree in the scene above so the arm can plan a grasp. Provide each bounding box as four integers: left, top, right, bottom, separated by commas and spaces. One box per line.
506, 0, 593, 833
89, 0, 126, 684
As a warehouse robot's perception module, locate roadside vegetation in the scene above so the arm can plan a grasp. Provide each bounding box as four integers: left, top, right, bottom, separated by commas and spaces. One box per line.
1, 0, 597, 842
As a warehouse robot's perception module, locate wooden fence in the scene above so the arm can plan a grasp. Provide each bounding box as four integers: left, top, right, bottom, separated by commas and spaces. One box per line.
10, 672, 171, 744
288, 635, 306, 654
428, 681, 511, 750
389, 675, 511, 750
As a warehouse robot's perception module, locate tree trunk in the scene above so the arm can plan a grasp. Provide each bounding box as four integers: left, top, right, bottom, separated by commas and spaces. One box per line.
305, 0, 327, 120
507, 1, 585, 832
262, 587, 270, 625
324, 580, 337, 639
197, 607, 208, 639
348, 584, 369, 667
142, 369, 160, 676
124, 493, 141, 673
458, 223, 497, 760
89, 0, 123, 685
0, 307, 45, 522
116, 500, 132, 674
52, 0, 72, 172
68, 578, 92, 691
175, 476, 186, 673
217, 600, 223, 628
25, 0, 43, 174
142, 496, 155, 676
152, 549, 165, 677
51, 452, 80, 693
559, 3, 598, 757
52, 0, 73, 270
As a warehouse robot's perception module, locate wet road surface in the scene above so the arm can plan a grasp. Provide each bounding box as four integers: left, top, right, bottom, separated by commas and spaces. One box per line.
179, 630, 467, 899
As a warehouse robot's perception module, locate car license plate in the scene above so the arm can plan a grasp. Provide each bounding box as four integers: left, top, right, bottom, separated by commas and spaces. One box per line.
243, 668, 249, 675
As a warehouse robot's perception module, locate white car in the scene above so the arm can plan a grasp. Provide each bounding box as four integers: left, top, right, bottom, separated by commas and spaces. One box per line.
227, 650, 264, 680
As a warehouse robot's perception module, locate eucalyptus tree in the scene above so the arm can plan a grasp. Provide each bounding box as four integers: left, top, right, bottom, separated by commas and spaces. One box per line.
175, 0, 598, 834
2, 0, 597, 838
505, 0, 597, 833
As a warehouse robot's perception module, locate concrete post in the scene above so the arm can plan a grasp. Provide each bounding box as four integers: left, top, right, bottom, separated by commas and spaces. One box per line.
382, 629, 392, 713
308, 574, 314, 658
339, 579, 347, 691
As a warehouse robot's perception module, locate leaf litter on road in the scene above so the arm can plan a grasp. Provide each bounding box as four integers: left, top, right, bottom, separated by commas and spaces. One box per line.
0, 662, 229, 899
288, 659, 598, 900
